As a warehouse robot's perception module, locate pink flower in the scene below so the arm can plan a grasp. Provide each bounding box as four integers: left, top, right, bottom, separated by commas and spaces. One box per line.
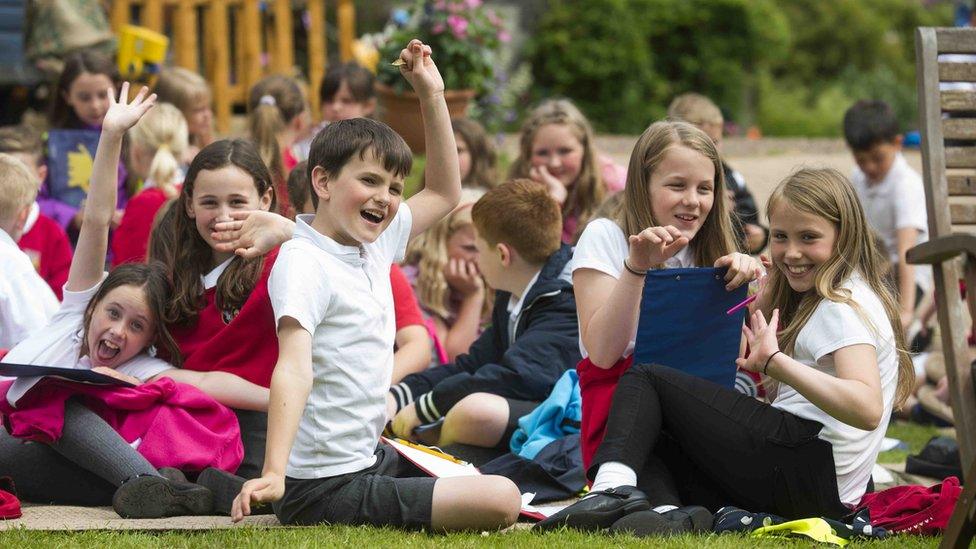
434, 0, 446, 9
465, 0, 482, 8
497, 30, 511, 43
447, 14, 468, 38
432, 22, 445, 34
486, 9, 502, 26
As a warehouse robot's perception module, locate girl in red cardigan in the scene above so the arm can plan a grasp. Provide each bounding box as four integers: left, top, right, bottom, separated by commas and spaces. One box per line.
111, 102, 188, 266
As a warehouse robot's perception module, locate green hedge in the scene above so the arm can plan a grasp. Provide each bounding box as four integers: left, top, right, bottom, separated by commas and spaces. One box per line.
527, 0, 952, 136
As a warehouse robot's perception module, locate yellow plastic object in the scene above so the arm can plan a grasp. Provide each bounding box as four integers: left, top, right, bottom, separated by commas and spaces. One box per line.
752, 517, 849, 546
117, 25, 169, 79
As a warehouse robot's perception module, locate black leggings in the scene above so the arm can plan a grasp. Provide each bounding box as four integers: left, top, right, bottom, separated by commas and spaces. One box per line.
592, 363, 849, 519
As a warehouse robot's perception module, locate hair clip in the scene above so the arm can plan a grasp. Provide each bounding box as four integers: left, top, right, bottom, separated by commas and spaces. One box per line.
259, 94, 276, 106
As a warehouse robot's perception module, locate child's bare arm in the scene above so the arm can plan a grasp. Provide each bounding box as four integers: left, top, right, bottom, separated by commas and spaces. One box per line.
67, 83, 156, 292
399, 39, 461, 238
151, 369, 270, 411
231, 318, 312, 521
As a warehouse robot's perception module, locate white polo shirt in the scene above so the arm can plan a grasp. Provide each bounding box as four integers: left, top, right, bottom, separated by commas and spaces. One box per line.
0, 228, 58, 348
851, 153, 931, 292
269, 206, 412, 479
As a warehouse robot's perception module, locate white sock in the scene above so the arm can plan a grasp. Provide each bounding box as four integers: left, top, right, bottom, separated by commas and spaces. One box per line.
653, 505, 678, 514
589, 461, 637, 493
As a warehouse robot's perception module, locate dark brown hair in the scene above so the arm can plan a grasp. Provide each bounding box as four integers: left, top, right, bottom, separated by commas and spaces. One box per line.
306, 118, 412, 209
160, 139, 276, 326
49, 49, 120, 129
472, 179, 561, 264
320, 61, 375, 104
286, 160, 310, 217
80, 262, 182, 367
247, 75, 307, 184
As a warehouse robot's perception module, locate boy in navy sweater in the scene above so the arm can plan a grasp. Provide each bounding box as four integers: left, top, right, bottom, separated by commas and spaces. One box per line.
389, 179, 581, 450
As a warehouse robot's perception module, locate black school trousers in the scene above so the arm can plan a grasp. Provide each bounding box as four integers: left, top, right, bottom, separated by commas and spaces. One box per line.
591, 363, 849, 519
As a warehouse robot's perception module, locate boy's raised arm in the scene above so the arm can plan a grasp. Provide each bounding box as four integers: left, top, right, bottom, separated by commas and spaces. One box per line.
231, 317, 312, 521
67, 83, 156, 292
400, 39, 462, 239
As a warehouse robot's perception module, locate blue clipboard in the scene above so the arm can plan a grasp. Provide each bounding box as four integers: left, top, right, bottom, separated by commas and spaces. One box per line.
0, 362, 135, 387
46, 129, 101, 208
633, 267, 748, 388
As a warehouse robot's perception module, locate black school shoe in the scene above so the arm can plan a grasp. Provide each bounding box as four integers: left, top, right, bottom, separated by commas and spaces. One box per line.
112, 475, 214, 518
610, 506, 713, 537
534, 486, 650, 532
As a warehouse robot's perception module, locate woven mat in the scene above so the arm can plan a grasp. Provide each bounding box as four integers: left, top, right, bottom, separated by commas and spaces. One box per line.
0, 505, 280, 531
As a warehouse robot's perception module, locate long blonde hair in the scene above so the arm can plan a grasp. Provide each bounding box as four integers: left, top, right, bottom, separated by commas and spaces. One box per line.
612, 120, 737, 267
405, 190, 489, 320
509, 99, 604, 238
763, 168, 913, 407
247, 75, 306, 183
128, 102, 188, 199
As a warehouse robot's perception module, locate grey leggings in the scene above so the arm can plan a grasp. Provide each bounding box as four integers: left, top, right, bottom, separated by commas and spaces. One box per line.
0, 399, 159, 505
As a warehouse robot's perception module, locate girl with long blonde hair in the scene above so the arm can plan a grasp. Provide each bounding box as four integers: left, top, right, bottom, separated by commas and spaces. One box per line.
111, 102, 188, 266
509, 99, 625, 244
539, 167, 910, 536
403, 190, 491, 362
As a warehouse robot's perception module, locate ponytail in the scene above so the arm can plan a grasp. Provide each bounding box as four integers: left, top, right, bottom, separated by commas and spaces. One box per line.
147, 144, 181, 198
128, 102, 188, 198
249, 102, 285, 183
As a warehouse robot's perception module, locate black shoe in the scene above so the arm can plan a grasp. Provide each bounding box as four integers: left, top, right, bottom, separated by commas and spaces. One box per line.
610, 505, 713, 537
196, 467, 245, 516
113, 475, 214, 518
534, 486, 650, 532
157, 467, 187, 484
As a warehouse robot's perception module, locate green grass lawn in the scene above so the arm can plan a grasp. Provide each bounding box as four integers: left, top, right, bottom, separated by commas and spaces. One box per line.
0, 421, 948, 547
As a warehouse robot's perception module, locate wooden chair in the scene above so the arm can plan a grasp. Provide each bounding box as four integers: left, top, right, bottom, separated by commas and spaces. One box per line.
910, 27, 976, 548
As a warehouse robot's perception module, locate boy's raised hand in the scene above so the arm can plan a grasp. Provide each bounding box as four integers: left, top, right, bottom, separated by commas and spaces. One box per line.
397, 39, 444, 98
101, 82, 157, 136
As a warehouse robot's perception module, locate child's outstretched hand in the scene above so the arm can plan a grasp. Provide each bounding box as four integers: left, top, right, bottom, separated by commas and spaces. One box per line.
101, 82, 156, 136
736, 308, 780, 374
397, 39, 444, 98
211, 210, 294, 259
627, 225, 689, 271
231, 472, 283, 522
713, 252, 763, 291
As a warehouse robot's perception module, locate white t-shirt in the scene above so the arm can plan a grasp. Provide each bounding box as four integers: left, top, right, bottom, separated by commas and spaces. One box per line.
269, 206, 412, 479
771, 275, 897, 506
2, 275, 173, 407
570, 218, 694, 359
0, 229, 58, 349
851, 153, 932, 292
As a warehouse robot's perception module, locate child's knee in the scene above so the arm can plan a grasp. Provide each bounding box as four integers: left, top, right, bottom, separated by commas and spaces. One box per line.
444, 393, 508, 428
482, 475, 521, 526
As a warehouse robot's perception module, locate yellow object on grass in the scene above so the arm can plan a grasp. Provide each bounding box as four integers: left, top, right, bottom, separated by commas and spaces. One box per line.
752, 517, 849, 546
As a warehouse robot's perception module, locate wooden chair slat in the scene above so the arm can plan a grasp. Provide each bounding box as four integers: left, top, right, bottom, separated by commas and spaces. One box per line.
952, 203, 976, 224
942, 90, 976, 111
940, 62, 976, 82
948, 174, 976, 195
943, 118, 976, 139
937, 27, 976, 53
945, 146, 976, 168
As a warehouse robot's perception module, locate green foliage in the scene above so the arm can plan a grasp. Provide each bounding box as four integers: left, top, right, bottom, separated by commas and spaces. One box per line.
527, 0, 952, 136
528, 0, 662, 134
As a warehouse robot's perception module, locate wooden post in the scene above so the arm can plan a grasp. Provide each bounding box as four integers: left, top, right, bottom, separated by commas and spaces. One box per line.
338, 0, 355, 61
272, 0, 294, 73
142, 0, 165, 32
110, 0, 131, 33
241, 0, 263, 99
307, 0, 326, 120
174, 0, 198, 71
206, 0, 232, 133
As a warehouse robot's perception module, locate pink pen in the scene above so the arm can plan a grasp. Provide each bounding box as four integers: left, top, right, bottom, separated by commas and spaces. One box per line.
726, 294, 757, 315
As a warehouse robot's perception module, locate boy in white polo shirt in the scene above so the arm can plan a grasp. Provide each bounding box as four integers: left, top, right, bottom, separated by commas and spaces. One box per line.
843, 100, 930, 336
0, 154, 58, 348
231, 40, 521, 531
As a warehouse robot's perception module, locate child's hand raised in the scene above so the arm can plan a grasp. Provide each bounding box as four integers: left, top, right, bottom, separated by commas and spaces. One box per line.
627, 226, 689, 271
101, 82, 157, 137
736, 308, 781, 374
444, 258, 484, 298
713, 252, 763, 291
211, 210, 294, 259
529, 165, 568, 206
396, 39, 444, 98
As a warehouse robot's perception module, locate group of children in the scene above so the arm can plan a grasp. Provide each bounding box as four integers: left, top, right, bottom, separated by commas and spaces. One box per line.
0, 37, 930, 536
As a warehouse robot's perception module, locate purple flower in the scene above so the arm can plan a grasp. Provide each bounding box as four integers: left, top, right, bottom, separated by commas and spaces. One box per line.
448, 14, 468, 38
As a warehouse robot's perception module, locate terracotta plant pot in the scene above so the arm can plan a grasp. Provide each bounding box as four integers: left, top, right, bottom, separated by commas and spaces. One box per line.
376, 83, 476, 155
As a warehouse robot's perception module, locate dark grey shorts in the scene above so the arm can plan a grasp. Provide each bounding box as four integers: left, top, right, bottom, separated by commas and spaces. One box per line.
274, 444, 436, 529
